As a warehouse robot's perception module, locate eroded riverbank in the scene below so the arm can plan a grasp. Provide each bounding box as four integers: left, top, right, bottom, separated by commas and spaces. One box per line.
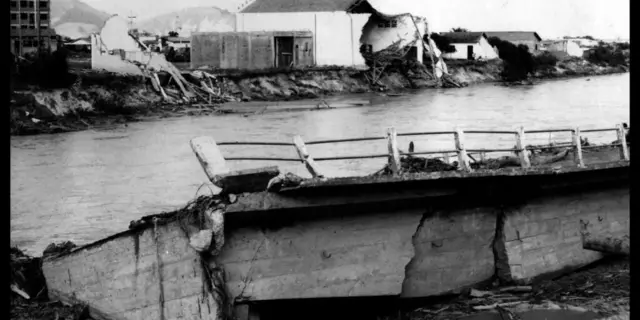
10, 58, 629, 136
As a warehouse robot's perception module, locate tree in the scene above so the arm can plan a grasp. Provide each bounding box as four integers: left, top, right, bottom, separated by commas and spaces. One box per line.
168, 31, 179, 37
487, 37, 535, 81
428, 34, 456, 53
451, 27, 470, 33
582, 35, 595, 40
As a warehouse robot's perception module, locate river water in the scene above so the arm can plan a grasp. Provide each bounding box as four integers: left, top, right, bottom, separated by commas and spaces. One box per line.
11, 74, 629, 255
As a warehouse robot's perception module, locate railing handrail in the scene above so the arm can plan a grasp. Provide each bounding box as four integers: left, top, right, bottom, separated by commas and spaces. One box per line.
189, 124, 629, 181
216, 126, 628, 147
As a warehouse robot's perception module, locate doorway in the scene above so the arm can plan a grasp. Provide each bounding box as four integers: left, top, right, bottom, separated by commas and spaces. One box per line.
275, 36, 294, 68
467, 45, 474, 60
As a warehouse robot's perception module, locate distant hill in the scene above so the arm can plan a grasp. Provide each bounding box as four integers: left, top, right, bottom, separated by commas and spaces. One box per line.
135, 7, 235, 37
51, 0, 112, 39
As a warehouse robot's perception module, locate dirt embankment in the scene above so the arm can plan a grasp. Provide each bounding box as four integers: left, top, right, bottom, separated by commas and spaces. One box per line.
10, 58, 628, 136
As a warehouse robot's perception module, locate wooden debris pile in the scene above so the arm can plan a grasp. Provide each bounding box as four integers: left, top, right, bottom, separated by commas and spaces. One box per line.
361, 40, 425, 86
371, 155, 457, 176
131, 58, 236, 106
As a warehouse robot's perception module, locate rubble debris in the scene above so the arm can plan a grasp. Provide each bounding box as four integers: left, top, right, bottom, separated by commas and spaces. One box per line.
372, 155, 457, 176
267, 172, 307, 192
42, 241, 77, 259
498, 286, 533, 293
404, 257, 628, 320
11, 247, 96, 320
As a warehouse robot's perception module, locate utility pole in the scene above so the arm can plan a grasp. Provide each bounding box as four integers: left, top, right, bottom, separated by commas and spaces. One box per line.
127, 12, 137, 31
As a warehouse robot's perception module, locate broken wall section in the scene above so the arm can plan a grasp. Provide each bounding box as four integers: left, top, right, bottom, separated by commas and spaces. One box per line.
360, 14, 426, 63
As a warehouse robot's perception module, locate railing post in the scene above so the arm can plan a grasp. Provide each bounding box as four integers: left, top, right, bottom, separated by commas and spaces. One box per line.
190, 136, 229, 186
442, 153, 450, 164
515, 127, 531, 168
617, 123, 630, 161
293, 135, 325, 179
386, 127, 401, 175
454, 128, 472, 172
572, 127, 585, 168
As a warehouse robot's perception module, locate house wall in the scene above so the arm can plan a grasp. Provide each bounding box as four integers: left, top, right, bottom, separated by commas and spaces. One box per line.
542, 41, 585, 57
236, 12, 370, 68
90, 34, 144, 75
508, 40, 540, 52
360, 15, 425, 63
478, 37, 499, 59
191, 31, 316, 70
443, 38, 497, 60
100, 16, 140, 52
444, 43, 480, 60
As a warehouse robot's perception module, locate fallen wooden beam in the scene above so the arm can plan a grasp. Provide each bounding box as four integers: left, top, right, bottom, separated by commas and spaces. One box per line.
583, 234, 629, 255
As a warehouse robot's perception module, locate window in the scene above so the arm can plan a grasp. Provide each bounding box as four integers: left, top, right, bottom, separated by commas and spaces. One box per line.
11, 13, 17, 20
20, 1, 27, 7
11, 25, 17, 29
391, 20, 397, 28
384, 21, 391, 28
40, 13, 48, 21
20, 13, 28, 20
377, 22, 385, 28
10, 1, 17, 8
28, 0, 34, 8
39, 1, 47, 8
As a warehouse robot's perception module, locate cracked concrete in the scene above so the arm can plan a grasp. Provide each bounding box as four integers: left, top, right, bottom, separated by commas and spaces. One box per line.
40, 169, 629, 319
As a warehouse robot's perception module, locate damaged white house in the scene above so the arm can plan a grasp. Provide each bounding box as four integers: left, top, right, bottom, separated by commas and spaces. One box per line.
90, 15, 184, 77
190, 0, 443, 72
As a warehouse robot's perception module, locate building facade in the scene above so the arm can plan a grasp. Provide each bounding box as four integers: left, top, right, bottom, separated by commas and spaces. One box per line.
439, 32, 499, 60
540, 40, 584, 58
10, 0, 58, 56
205, 0, 427, 70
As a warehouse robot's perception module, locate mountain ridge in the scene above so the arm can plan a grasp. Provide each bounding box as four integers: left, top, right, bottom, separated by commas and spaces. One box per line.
134, 6, 236, 37
51, 0, 112, 39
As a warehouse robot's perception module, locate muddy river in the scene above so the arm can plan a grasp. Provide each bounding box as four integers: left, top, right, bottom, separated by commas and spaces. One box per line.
11, 74, 629, 255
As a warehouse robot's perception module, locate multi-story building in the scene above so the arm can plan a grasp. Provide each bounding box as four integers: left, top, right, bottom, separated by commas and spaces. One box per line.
10, 0, 59, 56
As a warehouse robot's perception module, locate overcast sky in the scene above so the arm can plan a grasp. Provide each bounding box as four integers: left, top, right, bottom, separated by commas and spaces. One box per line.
82, 0, 629, 40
